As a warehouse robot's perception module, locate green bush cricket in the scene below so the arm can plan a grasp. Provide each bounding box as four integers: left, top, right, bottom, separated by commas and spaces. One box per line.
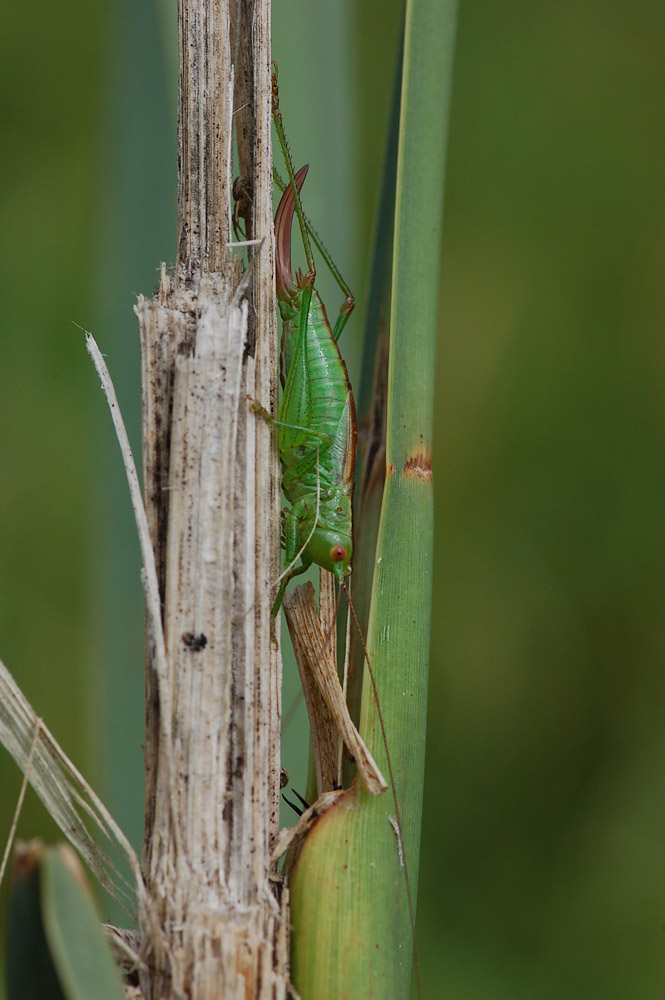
255, 69, 357, 618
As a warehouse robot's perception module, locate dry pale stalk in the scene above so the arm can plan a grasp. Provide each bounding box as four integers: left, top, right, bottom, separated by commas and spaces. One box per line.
282, 583, 387, 797
133, 0, 287, 996
283, 579, 342, 797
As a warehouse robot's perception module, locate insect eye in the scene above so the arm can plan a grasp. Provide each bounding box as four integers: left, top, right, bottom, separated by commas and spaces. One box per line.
331, 545, 346, 562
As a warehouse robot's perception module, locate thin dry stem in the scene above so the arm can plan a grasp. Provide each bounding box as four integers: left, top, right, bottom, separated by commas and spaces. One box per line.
0, 658, 140, 913
283, 583, 387, 796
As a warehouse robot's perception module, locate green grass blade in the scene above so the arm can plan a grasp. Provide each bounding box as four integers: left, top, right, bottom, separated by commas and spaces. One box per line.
355, 36, 401, 427
345, 41, 402, 737
288, 1, 457, 997
6, 847, 66, 1000
40, 847, 128, 1000
6, 843, 128, 1000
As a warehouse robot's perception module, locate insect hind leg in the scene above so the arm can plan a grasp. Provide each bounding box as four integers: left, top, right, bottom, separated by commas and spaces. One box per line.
272, 167, 355, 341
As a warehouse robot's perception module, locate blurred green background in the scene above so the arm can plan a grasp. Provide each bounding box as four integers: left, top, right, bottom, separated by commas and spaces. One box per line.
2, 0, 664, 996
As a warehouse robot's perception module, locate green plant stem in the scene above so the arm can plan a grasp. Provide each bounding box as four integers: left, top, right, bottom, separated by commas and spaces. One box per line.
288, 1, 457, 997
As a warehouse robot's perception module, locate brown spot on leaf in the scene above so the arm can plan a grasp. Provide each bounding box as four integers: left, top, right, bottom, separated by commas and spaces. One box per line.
403, 451, 432, 480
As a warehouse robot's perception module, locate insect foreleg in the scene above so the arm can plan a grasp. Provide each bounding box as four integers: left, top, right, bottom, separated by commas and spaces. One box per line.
272, 504, 312, 616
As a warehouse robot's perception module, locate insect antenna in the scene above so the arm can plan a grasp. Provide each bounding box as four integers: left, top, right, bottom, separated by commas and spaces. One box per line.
340, 578, 422, 1000
271, 65, 315, 276
319, 574, 344, 654
282, 687, 304, 733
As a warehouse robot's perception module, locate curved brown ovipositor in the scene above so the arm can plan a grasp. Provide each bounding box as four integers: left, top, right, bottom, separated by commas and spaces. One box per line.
274, 163, 309, 303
